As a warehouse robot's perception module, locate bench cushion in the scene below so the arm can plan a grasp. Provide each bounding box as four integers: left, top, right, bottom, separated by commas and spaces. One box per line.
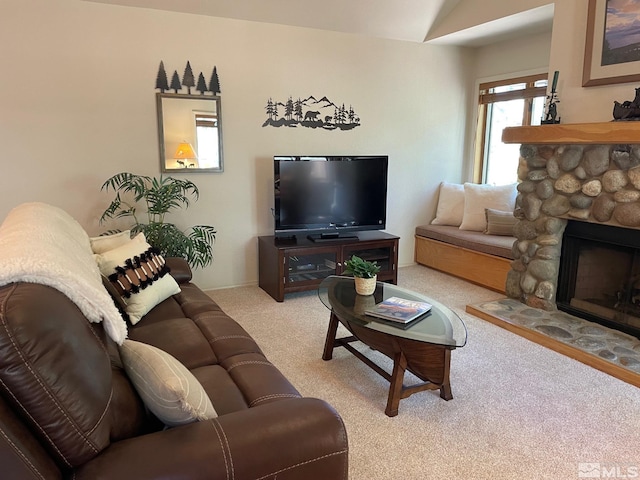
415, 224, 515, 259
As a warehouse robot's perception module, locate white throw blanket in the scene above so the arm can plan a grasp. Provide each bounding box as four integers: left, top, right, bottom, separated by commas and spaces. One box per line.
0, 202, 127, 344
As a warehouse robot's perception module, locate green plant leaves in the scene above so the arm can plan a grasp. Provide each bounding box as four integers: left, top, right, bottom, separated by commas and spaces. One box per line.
342, 255, 381, 279
99, 173, 216, 269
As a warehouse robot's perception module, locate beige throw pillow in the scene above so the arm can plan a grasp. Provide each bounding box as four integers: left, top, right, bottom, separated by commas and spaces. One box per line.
90, 230, 132, 254
484, 208, 517, 236
459, 183, 517, 232
119, 340, 217, 427
431, 182, 465, 226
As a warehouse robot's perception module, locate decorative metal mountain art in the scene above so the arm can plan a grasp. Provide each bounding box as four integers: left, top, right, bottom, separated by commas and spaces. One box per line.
263, 95, 360, 131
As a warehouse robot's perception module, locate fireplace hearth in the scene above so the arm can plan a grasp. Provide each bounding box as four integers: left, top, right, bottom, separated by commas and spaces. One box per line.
557, 221, 640, 338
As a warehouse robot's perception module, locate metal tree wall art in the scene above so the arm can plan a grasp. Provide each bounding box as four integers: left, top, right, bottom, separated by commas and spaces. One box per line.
263, 95, 360, 131
156, 60, 221, 95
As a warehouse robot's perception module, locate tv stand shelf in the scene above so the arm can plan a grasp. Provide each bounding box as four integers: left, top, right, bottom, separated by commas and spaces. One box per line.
258, 231, 399, 302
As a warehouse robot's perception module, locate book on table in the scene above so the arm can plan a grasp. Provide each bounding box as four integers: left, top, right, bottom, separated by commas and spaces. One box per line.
364, 296, 432, 324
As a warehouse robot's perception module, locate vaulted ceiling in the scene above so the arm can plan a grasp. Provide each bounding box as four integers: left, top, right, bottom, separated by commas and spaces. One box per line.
83, 0, 554, 46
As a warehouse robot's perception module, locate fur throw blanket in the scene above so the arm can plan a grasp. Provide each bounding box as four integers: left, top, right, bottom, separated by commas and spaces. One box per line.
0, 202, 127, 344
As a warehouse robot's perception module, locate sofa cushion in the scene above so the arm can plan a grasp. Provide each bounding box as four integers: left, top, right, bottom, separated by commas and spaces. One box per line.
95, 233, 180, 325
430, 182, 465, 227
129, 285, 303, 415
459, 183, 517, 231
416, 224, 515, 259
119, 340, 218, 427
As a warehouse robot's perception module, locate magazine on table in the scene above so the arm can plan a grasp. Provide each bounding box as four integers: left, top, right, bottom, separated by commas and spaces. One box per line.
364, 296, 432, 324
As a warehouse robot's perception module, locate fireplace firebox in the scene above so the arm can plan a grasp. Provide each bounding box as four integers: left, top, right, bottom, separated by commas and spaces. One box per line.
557, 220, 640, 339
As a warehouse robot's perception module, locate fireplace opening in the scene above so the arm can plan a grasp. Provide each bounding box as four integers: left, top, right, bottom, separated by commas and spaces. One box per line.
557, 221, 640, 339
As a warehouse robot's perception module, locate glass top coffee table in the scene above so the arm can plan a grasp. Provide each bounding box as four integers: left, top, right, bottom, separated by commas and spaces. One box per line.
318, 276, 467, 416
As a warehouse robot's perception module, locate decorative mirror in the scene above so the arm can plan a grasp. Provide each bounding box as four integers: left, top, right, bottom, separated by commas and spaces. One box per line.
157, 93, 224, 172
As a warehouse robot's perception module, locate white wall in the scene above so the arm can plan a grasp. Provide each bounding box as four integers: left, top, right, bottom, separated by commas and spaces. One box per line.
461, 31, 552, 180
474, 31, 552, 80
428, 0, 552, 40
0, 0, 472, 290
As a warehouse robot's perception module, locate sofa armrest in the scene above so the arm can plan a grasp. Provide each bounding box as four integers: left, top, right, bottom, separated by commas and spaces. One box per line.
165, 257, 192, 283
74, 398, 348, 480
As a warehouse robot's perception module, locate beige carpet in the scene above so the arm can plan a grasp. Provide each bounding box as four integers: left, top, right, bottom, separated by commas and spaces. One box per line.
208, 265, 640, 479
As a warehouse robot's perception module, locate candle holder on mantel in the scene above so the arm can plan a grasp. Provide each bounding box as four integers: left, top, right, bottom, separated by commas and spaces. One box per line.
541, 70, 561, 125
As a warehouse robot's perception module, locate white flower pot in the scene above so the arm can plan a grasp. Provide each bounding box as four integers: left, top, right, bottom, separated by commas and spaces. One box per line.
354, 275, 377, 295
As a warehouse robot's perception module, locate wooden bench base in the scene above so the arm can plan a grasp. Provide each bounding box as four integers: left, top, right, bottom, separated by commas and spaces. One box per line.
414, 235, 511, 293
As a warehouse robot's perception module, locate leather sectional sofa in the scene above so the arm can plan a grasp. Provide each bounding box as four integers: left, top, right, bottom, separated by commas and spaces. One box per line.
0, 203, 348, 479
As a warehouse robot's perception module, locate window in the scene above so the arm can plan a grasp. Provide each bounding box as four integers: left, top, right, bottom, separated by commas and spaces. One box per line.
474, 73, 548, 185
194, 113, 220, 169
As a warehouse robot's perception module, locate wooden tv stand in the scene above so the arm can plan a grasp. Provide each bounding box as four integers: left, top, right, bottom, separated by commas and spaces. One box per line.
258, 231, 399, 302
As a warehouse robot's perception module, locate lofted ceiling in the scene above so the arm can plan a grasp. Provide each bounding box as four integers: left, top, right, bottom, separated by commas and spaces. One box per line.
83, 0, 553, 47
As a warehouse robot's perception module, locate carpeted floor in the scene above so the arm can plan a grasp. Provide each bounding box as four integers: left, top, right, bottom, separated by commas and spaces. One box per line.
208, 265, 640, 480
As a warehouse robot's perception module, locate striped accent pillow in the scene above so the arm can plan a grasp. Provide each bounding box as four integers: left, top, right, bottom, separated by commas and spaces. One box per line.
484, 208, 517, 236
119, 340, 217, 426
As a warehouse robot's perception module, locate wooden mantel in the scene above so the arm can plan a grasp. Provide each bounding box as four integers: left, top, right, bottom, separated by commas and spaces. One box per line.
502, 122, 640, 145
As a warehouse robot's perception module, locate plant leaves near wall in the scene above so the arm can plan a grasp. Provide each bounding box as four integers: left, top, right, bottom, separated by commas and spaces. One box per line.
263, 95, 360, 131
99, 172, 216, 269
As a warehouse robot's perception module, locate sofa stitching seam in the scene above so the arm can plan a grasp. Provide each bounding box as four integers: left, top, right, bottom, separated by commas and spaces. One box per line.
210, 420, 231, 480
253, 449, 348, 480
209, 335, 253, 343
225, 360, 274, 372
213, 419, 234, 479
0, 377, 71, 467
249, 393, 301, 407
86, 387, 113, 436
0, 423, 46, 479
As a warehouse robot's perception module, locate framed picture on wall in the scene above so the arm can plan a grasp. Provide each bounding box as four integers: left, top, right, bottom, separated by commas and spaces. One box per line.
583, 0, 640, 87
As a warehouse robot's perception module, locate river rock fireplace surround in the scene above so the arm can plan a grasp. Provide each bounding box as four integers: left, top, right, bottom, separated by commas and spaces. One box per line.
502, 122, 640, 338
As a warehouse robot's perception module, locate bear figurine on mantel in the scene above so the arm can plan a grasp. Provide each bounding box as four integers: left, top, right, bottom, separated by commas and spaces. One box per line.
613, 87, 640, 121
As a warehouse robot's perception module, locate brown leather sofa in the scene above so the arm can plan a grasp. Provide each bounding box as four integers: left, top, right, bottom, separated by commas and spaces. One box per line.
0, 258, 348, 479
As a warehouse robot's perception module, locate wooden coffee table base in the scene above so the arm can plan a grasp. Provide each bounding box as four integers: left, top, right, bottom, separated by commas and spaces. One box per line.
322, 312, 454, 417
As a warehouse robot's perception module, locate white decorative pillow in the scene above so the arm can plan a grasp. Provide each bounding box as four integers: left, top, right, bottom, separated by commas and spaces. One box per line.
119, 340, 217, 426
90, 230, 132, 254
431, 182, 465, 226
459, 183, 517, 232
95, 233, 181, 325
484, 208, 517, 236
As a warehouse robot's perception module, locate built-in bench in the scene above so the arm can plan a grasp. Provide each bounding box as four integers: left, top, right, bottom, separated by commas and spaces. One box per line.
414, 224, 515, 293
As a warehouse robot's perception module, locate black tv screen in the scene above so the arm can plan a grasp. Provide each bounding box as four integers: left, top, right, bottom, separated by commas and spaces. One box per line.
274, 156, 388, 241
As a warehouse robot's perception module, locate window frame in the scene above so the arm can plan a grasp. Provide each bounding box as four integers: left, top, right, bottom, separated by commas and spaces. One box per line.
473, 73, 548, 184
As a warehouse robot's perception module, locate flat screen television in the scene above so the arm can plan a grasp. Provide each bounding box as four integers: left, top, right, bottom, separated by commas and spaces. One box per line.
273, 155, 388, 241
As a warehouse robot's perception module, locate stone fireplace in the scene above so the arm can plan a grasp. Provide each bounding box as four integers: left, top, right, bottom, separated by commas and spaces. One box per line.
502, 122, 640, 337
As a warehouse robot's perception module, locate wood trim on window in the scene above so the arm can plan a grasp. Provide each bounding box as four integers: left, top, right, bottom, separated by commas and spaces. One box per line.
474, 72, 548, 183
478, 73, 547, 105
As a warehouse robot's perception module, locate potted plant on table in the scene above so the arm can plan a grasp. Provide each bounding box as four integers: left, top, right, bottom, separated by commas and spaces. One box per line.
343, 255, 381, 295
99, 172, 216, 269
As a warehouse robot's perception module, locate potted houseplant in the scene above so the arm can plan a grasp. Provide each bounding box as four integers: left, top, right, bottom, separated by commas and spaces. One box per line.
99, 172, 216, 269
343, 255, 381, 295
